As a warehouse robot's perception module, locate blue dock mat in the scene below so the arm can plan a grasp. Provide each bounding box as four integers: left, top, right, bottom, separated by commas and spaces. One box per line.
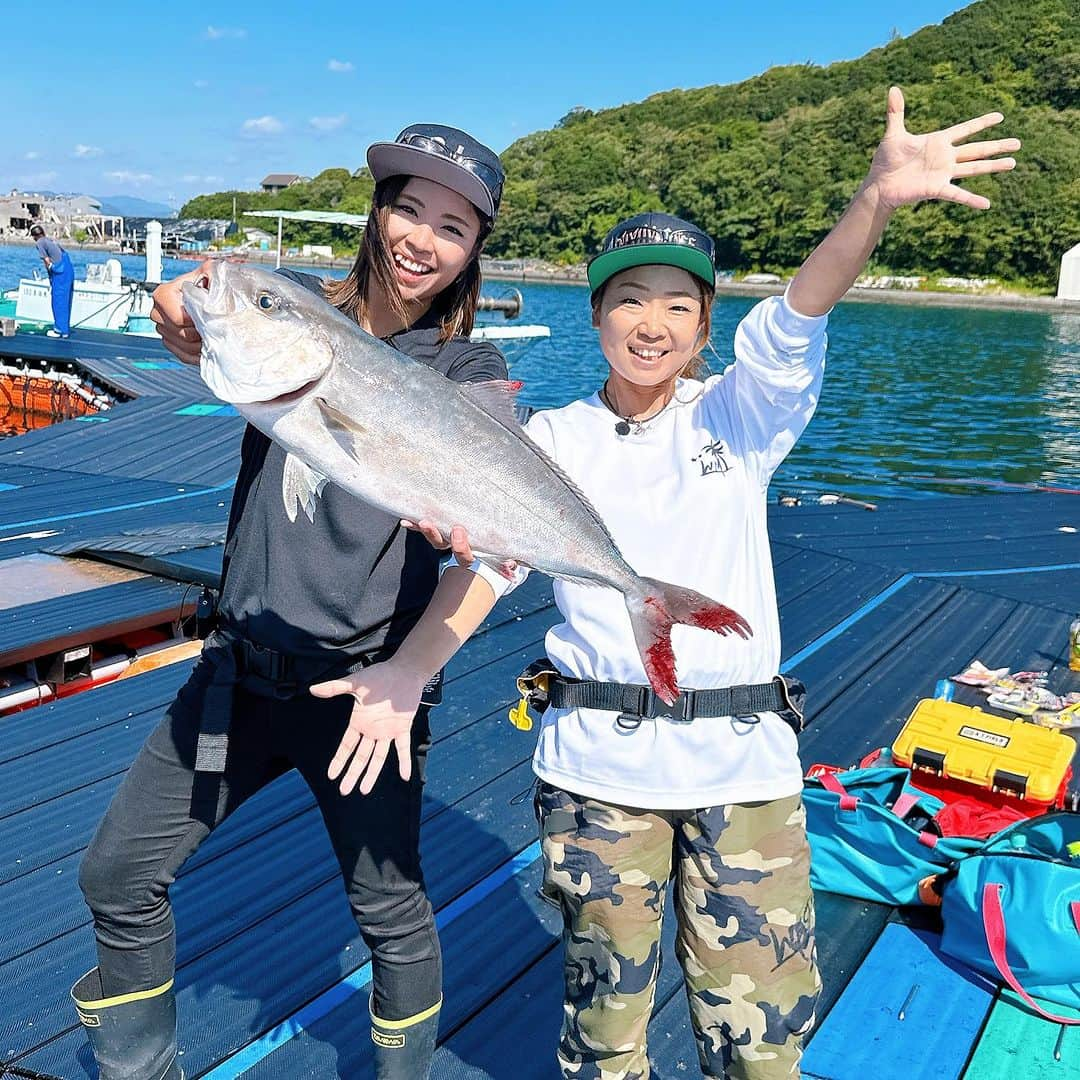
5, 494, 1080, 1076
933, 567, 1080, 616
962, 989, 1080, 1079
0, 326, 172, 366
0, 589, 557, 1069
0, 394, 245, 487
0, 467, 217, 536
0, 463, 230, 557
11, 763, 544, 1078
801, 923, 997, 1080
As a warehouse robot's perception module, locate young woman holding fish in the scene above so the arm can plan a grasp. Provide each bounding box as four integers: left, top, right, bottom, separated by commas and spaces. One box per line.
72, 126, 510, 1080
384, 87, 1020, 1077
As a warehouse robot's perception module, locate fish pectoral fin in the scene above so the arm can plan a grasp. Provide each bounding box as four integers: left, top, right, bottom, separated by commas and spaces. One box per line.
315, 398, 368, 460
282, 453, 329, 523
460, 380, 524, 430
317, 398, 366, 437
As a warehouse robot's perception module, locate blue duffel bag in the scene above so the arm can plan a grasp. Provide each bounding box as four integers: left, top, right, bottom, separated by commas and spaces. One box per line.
803, 765, 981, 906
939, 811, 1080, 1022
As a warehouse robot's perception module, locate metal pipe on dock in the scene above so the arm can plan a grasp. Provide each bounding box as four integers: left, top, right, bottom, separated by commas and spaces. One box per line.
477, 288, 523, 319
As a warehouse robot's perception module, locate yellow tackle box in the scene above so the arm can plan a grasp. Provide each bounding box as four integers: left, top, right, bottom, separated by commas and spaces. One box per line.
892, 698, 1075, 808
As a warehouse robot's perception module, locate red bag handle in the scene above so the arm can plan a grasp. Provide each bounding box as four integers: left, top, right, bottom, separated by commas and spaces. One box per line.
982, 882, 1080, 1025
817, 772, 858, 811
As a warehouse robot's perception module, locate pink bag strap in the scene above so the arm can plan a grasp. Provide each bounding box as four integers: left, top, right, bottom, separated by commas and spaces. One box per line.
892, 792, 921, 819
817, 772, 926, 821
818, 772, 858, 811
982, 883, 1080, 1025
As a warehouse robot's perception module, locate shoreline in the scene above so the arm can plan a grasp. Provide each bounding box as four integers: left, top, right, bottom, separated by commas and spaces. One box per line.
3, 239, 1078, 315
478, 266, 1080, 314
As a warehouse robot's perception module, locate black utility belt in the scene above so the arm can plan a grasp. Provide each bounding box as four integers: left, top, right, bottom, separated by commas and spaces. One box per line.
510, 659, 807, 735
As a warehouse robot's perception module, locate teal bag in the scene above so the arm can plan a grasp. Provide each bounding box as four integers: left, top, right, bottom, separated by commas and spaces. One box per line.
803, 766, 981, 905
939, 811, 1080, 1022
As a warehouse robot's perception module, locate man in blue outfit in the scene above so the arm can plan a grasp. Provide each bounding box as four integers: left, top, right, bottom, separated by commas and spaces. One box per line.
30, 223, 75, 337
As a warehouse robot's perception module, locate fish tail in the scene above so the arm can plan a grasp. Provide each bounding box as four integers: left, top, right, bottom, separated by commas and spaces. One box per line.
625, 578, 753, 705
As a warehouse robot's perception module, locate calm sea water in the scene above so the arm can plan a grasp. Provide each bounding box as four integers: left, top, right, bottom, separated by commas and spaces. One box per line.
3, 244, 1078, 501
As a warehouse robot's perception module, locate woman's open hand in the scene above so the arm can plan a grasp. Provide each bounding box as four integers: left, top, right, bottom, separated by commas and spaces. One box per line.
866, 86, 1020, 212
311, 660, 426, 796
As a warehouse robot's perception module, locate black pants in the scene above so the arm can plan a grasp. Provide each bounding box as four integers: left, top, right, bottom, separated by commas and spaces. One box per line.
78, 655, 439, 1021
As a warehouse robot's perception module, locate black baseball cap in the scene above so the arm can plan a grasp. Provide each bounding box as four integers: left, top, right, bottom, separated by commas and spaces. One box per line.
367, 124, 505, 220
588, 212, 716, 294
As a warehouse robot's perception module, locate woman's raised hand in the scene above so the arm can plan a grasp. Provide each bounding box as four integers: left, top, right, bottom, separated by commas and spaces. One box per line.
866, 86, 1020, 211
150, 262, 209, 365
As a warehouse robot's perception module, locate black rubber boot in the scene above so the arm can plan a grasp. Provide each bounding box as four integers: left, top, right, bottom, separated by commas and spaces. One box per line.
71, 968, 183, 1080
370, 997, 441, 1079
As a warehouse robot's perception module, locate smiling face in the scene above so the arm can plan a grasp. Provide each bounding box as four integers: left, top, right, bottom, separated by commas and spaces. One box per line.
595, 264, 707, 391
384, 176, 482, 305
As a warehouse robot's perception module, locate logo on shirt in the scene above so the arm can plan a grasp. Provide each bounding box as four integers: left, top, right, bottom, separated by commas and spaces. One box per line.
692, 439, 731, 477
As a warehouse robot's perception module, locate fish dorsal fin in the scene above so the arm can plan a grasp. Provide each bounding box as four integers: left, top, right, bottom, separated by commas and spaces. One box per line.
459, 379, 524, 429
282, 453, 329, 523
459, 382, 622, 557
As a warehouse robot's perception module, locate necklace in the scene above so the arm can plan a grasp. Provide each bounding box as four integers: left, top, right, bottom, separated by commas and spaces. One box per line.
600, 380, 675, 436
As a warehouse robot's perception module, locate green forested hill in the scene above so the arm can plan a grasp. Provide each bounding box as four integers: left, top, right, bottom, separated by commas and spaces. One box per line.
182, 0, 1079, 285
488, 0, 1079, 283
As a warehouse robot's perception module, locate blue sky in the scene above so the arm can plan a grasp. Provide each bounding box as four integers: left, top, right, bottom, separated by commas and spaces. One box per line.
3, 0, 973, 208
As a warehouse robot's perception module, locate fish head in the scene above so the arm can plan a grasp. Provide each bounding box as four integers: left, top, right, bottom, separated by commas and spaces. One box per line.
181, 260, 334, 405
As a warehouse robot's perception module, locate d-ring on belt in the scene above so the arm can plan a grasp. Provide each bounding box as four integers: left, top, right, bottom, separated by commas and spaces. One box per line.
510, 664, 807, 734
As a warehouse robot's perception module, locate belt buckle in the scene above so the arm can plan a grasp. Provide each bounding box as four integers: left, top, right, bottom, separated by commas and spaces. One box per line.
649, 688, 695, 723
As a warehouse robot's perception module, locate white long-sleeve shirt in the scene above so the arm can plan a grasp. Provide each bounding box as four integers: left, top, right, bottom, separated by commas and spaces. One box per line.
477, 293, 827, 809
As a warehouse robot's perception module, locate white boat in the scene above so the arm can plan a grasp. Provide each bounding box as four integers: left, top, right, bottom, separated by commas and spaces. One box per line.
9, 260, 155, 334
469, 322, 550, 363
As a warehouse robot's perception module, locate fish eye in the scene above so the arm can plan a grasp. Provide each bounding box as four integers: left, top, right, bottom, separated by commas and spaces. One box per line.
257, 293, 278, 312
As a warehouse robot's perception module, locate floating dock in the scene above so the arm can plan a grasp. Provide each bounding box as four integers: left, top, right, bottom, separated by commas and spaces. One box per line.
0, 330, 1077, 1078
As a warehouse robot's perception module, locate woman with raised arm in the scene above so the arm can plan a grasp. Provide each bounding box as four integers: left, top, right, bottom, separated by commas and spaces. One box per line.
349, 88, 1019, 1078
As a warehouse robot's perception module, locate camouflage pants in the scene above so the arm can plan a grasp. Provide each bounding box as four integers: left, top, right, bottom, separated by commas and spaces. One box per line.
537, 785, 820, 1080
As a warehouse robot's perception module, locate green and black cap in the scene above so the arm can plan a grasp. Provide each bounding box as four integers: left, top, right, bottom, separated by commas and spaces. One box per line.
587, 212, 716, 295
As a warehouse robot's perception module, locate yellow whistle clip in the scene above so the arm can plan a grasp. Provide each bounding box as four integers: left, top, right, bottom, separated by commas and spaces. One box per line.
508, 697, 534, 731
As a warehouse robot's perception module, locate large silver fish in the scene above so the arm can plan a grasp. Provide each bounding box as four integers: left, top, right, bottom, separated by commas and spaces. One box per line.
182, 261, 751, 702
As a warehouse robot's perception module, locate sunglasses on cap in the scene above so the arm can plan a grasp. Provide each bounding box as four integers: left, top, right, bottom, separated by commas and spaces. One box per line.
396, 131, 504, 207
605, 222, 715, 262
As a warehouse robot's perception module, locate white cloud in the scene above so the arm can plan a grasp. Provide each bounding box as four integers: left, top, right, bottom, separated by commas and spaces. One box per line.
193, 79, 210, 89
327, 59, 354, 73
105, 170, 154, 185
24, 150, 41, 160
204, 175, 223, 183
74, 144, 103, 158
242, 115, 285, 135
182, 173, 225, 185
309, 114, 347, 133
204, 25, 246, 39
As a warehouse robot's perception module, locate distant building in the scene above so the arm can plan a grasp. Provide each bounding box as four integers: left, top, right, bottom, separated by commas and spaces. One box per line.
0, 191, 120, 241
0, 195, 40, 236
1058, 242, 1080, 301
260, 174, 309, 194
